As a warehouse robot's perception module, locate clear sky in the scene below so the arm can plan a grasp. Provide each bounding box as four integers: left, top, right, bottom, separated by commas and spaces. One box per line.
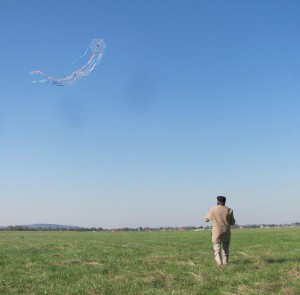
1, 0, 300, 228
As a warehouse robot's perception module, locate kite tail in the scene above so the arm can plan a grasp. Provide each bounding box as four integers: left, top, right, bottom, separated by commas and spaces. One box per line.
29, 38, 105, 86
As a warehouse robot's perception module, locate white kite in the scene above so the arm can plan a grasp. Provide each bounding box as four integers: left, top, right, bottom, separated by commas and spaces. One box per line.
29, 39, 106, 86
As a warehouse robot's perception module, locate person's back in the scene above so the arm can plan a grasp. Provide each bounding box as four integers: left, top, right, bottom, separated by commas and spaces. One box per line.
204, 196, 235, 267
206, 204, 235, 243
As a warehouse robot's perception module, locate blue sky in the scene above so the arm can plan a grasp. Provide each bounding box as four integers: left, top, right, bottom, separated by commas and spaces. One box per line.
1, 0, 300, 228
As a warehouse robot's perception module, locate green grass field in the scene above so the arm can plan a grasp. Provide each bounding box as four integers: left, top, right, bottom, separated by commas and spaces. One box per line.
0, 228, 299, 294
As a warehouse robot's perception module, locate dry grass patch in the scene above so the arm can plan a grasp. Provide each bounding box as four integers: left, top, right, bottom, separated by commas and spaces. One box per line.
85, 260, 103, 266
176, 260, 195, 266
288, 266, 300, 278
189, 272, 204, 283
237, 251, 253, 258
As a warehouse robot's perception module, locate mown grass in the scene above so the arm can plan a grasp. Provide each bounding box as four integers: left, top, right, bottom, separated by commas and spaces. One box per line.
0, 228, 299, 294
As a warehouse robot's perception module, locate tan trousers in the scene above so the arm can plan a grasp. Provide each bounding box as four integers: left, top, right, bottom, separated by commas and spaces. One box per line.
213, 242, 230, 266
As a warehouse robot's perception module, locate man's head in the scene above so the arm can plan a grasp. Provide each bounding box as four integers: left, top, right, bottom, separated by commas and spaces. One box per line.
217, 196, 226, 205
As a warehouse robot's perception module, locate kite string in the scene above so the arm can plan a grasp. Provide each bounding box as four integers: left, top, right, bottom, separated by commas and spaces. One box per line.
72, 47, 89, 64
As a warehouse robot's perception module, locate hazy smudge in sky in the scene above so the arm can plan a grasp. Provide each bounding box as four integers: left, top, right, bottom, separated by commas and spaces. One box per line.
57, 97, 87, 128
125, 67, 159, 114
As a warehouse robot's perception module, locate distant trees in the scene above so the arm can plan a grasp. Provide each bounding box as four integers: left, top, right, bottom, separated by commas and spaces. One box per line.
0, 225, 90, 232
0, 222, 299, 232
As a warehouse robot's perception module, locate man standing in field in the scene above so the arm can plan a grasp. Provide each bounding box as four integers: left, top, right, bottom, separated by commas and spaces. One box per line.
204, 196, 235, 267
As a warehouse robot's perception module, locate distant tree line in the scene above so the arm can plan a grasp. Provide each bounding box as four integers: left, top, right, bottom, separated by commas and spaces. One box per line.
239, 222, 300, 229
0, 223, 299, 232
0, 225, 205, 232
0, 225, 103, 232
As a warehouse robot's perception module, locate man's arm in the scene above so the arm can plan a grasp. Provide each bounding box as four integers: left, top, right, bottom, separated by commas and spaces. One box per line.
229, 210, 235, 226
204, 210, 212, 222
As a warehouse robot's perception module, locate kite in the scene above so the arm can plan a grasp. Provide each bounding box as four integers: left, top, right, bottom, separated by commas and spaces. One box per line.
29, 39, 106, 86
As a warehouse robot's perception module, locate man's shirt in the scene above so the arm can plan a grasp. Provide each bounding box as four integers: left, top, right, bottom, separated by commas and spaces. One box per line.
204, 205, 235, 243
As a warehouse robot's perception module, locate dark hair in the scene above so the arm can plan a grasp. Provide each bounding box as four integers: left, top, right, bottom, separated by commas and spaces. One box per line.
217, 196, 226, 203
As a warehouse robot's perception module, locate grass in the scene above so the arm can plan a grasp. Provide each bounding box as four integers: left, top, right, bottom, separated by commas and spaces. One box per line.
0, 228, 299, 294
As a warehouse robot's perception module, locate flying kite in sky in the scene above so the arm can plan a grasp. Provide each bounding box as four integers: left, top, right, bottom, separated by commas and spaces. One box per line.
29, 39, 106, 86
